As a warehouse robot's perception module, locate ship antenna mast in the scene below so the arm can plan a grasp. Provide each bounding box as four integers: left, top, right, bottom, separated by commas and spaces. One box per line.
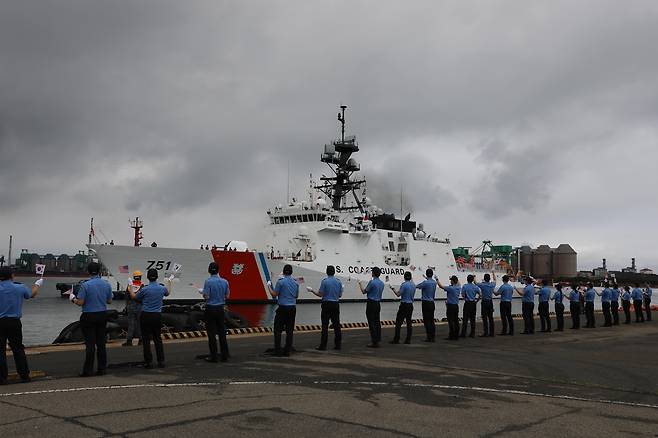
129, 217, 143, 247
338, 105, 346, 143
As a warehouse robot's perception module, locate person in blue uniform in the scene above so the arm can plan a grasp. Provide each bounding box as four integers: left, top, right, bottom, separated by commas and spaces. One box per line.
416, 269, 437, 342
494, 275, 514, 335
643, 285, 652, 321
460, 275, 480, 338
516, 277, 537, 334
0, 267, 42, 385
584, 283, 596, 328
437, 275, 461, 340
622, 286, 632, 324
565, 284, 581, 329
70, 262, 113, 377
267, 264, 299, 356
596, 283, 612, 327
389, 271, 415, 344
632, 283, 644, 323
551, 283, 565, 331
610, 283, 620, 325
536, 280, 552, 332
307, 265, 343, 350
358, 267, 384, 348
476, 272, 496, 337
200, 262, 231, 362
128, 268, 173, 368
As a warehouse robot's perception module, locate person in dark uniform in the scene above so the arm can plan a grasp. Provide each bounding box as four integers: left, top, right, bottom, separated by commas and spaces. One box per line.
596, 282, 612, 327
307, 265, 343, 350
460, 275, 480, 338
128, 268, 173, 368
551, 283, 565, 331
494, 275, 514, 335
583, 283, 596, 328
565, 284, 581, 329
358, 267, 384, 348
517, 277, 537, 334
437, 275, 461, 340
70, 262, 113, 377
610, 283, 620, 326
416, 269, 437, 342
0, 267, 42, 385
643, 285, 652, 321
622, 286, 632, 324
123, 271, 143, 346
476, 272, 496, 337
389, 271, 415, 344
632, 284, 644, 323
537, 280, 552, 332
200, 262, 231, 362
266, 264, 299, 356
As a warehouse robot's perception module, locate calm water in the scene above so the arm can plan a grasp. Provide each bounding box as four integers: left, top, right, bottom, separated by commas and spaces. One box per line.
16, 276, 608, 346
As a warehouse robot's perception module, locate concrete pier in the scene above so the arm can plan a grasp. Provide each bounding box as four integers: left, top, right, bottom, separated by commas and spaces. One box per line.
1, 313, 657, 436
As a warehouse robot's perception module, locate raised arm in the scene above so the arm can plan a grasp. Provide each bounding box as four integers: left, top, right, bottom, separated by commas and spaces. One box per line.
306, 285, 322, 298
388, 284, 401, 297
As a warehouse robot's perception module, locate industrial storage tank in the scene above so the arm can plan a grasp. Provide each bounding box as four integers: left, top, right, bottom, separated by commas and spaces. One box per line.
532, 245, 552, 278
519, 246, 533, 275
57, 254, 71, 273
552, 244, 577, 278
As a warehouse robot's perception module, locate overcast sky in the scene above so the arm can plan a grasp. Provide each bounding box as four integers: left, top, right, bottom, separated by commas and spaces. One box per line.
1, 1, 657, 270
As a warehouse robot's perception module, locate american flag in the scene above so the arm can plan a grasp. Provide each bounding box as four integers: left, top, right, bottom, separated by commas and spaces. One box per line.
118, 265, 129, 274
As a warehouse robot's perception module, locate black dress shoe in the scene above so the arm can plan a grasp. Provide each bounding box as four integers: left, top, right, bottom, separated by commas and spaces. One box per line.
20, 376, 31, 383
366, 343, 379, 348
157, 362, 165, 368
220, 357, 228, 362
333, 346, 341, 350
498, 332, 507, 336
389, 340, 399, 344
478, 334, 489, 337
404, 340, 411, 344
0, 380, 7, 385
96, 370, 106, 376
79, 373, 93, 378
204, 357, 219, 363
144, 363, 153, 369
315, 346, 327, 351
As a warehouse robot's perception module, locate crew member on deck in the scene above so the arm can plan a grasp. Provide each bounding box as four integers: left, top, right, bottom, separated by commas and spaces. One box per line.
437, 275, 461, 340
70, 262, 113, 377
494, 275, 515, 335
358, 267, 384, 348
610, 283, 621, 325
307, 265, 343, 351
551, 283, 565, 331
416, 269, 437, 342
643, 285, 652, 322
622, 286, 632, 324
517, 277, 537, 334
584, 283, 596, 328
0, 267, 42, 385
565, 284, 581, 329
201, 262, 231, 362
476, 272, 496, 337
123, 271, 143, 347
632, 284, 644, 323
597, 283, 613, 327
389, 271, 415, 344
128, 268, 173, 368
460, 275, 480, 338
267, 264, 299, 356
537, 280, 552, 332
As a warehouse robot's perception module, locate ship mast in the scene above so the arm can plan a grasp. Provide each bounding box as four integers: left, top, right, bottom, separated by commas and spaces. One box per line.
315, 105, 366, 212
129, 217, 143, 247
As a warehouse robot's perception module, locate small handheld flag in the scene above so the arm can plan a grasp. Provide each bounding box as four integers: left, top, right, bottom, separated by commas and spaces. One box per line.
173, 263, 183, 273
35, 264, 46, 276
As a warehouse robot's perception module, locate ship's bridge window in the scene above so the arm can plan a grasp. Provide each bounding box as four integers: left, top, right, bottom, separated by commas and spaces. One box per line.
388, 241, 395, 251
387, 232, 393, 238
303, 214, 309, 222
284, 216, 290, 224
398, 243, 407, 252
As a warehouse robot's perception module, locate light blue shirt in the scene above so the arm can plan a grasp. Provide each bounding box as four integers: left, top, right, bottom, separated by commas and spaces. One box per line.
0, 280, 31, 318
364, 278, 385, 301
497, 283, 514, 302
136, 281, 169, 313
522, 285, 535, 303
416, 279, 437, 301
611, 288, 620, 302
569, 289, 580, 301
632, 288, 643, 301
622, 291, 631, 301
538, 287, 551, 303
77, 276, 112, 313
476, 281, 496, 300
203, 275, 230, 305
585, 288, 596, 302
399, 281, 416, 304
601, 288, 612, 303
461, 283, 480, 302
644, 288, 653, 299
319, 276, 342, 302
443, 285, 461, 305
275, 275, 299, 306
552, 289, 564, 303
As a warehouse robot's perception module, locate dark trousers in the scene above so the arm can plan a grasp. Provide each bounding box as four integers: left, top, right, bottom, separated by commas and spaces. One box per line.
319, 301, 341, 349
126, 304, 141, 342
80, 312, 107, 375
602, 302, 612, 326
421, 300, 436, 341
585, 302, 595, 327
274, 305, 296, 353
644, 298, 652, 321
460, 301, 476, 337
446, 303, 460, 339
522, 302, 535, 333
611, 301, 620, 325
140, 312, 164, 364
570, 302, 581, 328
634, 300, 644, 322
0, 318, 29, 381
538, 302, 551, 332
480, 300, 494, 336
622, 301, 631, 324
205, 305, 229, 360
500, 301, 513, 335
365, 300, 381, 345
393, 303, 413, 342
555, 303, 565, 331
